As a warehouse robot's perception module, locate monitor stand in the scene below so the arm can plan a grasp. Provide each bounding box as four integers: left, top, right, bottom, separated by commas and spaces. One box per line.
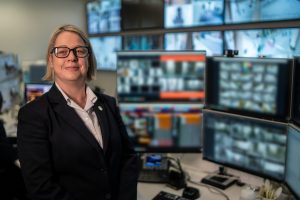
201, 166, 236, 190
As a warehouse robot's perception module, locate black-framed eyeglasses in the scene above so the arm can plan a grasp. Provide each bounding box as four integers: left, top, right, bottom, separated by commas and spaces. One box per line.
51, 46, 89, 58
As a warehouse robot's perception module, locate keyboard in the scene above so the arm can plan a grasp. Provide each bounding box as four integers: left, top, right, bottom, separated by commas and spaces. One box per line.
152, 191, 192, 200
138, 169, 169, 183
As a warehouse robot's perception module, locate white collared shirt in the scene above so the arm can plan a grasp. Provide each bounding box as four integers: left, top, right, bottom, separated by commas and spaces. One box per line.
55, 83, 103, 148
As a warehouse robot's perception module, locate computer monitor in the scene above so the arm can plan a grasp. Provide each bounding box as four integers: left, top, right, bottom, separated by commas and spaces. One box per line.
86, 0, 121, 34
225, 0, 300, 24
224, 28, 300, 58
285, 125, 300, 199
123, 34, 163, 50
120, 103, 203, 153
90, 36, 122, 71
24, 83, 52, 103
291, 57, 300, 128
205, 56, 293, 121
202, 109, 287, 181
117, 51, 206, 103
164, 0, 224, 28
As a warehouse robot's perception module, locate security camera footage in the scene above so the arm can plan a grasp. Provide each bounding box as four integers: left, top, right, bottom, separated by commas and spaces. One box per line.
202, 110, 287, 181
120, 103, 203, 152
205, 56, 292, 121
117, 51, 206, 103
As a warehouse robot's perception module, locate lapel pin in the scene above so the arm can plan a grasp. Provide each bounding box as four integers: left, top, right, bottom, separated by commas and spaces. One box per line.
98, 106, 103, 111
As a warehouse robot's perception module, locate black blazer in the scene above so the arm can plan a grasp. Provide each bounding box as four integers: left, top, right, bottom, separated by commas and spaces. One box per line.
17, 85, 138, 200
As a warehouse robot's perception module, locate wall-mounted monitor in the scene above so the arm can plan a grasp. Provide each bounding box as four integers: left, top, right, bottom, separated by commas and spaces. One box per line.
164, 32, 193, 51
205, 56, 292, 121
192, 31, 223, 56
90, 36, 122, 71
86, 0, 121, 34
202, 109, 287, 181
291, 57, 300, 128
123, 34, 163, 50
225, 0, 300, 24
164, 0, 224, 28
122, 0, 163, 30
285, 125, 300, 199
117, 51, 206, 103
24, 83, 52, 103
120, 103, 203, 153
224, 28, 300, 58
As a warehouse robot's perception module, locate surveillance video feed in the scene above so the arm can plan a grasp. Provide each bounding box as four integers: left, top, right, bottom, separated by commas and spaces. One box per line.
90, 36, 122, 71
224, 28, 300, 58
203, 110, 287, 181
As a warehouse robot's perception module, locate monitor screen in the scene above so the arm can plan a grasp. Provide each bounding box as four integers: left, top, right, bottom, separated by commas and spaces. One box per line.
164, 32, 193, 51
225, 0, 300, 24
90, 36, 122, 71
0, 54, 20, 113
291, 57, 300, 127
117, 51, 206, 103
224, 28, 300, 58
164, 0, 224, 28
202, 109, 287, 181
122, 0, 163, 30
123, 34, 163, 50
285, 125, 300, 199
24, 83, 52, 103
120, 103, 203, 153
205, 56, 292, 121
86, 0, 121, 34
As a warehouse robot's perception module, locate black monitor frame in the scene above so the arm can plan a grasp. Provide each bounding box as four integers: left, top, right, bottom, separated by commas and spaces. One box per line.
290, 57, 300, 128
202, 109, 288, 182
205, 56, 293, 122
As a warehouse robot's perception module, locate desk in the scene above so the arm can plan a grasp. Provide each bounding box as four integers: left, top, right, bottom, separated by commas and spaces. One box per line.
137, 154, 264, 200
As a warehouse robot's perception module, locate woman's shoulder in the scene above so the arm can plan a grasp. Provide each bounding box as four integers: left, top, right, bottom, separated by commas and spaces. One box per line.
19, 94, 49, 116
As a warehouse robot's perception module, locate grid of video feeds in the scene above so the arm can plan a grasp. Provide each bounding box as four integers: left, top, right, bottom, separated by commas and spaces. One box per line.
0, 54, 20, 113
164, 0, 224, 28
90, 36, 122, 71
120, 104, 203, 152
203, 110, 287, 181
117, 51, 206, 103
285, 125, 300, 199
205, 57, 292, 120
24, 83, 52, 103
224, 28, 300, 58
225, 0, 300, 24
86, 0, 121, 34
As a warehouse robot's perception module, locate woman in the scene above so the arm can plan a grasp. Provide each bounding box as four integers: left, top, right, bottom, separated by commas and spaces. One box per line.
17, 24, 138, 200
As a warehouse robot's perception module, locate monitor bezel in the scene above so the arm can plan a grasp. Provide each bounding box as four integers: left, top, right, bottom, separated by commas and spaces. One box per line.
290, 57, 300, 128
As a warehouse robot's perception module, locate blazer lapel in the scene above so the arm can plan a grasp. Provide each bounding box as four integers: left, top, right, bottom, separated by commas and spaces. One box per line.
47, 85, 103, 155
93, 100, 110, 154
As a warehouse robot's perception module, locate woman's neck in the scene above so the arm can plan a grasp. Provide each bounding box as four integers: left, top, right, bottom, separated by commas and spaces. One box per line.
56, 80, 87, 109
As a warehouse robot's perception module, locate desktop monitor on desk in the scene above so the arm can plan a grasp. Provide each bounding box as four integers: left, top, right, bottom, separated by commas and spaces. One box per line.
205, 56, 293, 122
202, 109, 288, 182
285, 125, 300, 199
24, 83, 52, 103
117, 51, 206, 103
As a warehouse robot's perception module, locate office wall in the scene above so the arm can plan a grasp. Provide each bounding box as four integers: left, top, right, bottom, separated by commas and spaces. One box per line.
0, 0, 117, 96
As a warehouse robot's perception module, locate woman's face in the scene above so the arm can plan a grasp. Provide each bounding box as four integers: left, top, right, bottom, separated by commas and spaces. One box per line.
49, 31, 89, 85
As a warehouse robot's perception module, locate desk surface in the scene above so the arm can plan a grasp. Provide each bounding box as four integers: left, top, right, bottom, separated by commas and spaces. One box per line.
137, 154, 264, 200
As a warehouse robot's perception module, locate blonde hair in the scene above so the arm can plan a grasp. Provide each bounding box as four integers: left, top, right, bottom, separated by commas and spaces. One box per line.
42, 24, 96, 81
